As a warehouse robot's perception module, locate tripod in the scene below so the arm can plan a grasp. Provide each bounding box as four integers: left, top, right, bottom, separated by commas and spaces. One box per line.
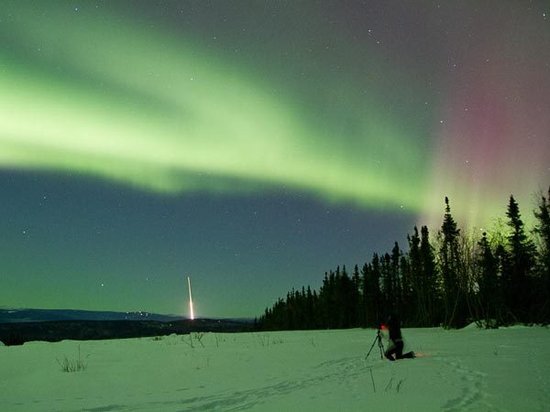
365, 329, 385, 360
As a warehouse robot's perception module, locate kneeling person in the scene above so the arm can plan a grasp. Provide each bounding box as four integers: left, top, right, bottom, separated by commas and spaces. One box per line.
383, 314, 415, 361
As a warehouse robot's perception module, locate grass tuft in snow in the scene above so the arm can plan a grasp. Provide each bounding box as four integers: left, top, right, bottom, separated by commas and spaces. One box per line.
255, 333, 271, 347
181, 332, 205, 348
57, 345, 87, 373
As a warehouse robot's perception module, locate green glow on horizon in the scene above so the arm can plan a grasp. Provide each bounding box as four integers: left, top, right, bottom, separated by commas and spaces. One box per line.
0, 3, 429, 212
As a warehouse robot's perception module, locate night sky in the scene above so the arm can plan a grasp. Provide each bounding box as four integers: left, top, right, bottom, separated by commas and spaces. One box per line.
1, 1, 549, 318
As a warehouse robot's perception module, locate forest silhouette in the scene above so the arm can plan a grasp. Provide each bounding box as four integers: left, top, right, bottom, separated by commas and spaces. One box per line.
258, 188, 550, 330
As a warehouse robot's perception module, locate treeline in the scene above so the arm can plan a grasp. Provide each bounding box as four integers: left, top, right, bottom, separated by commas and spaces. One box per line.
257, 189, 550, 330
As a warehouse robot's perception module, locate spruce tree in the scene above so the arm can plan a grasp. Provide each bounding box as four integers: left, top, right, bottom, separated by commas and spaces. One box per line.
381, 253, 393, 314
390, 242, 403, 317
534, 188, 550, 322
420, 225, 439, 325
534, 188, 550, 272
477, 232, 501, 327
352, 264, 363, 327
504, 195, 536, 321
439, 197, 464, 327
407, 226, 422, 323
399, 255, 413, 325
339, 265, 354, 328
305, 286, 315, 329
360, 262, 370, 327
319, 272, 334, 328
363, 254, 382, 327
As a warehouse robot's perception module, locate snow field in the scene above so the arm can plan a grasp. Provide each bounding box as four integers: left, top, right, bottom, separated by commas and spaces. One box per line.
1, 326, 549, 411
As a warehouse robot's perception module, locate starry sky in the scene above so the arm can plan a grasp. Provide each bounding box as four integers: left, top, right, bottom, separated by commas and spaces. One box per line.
1, 1, 549, 318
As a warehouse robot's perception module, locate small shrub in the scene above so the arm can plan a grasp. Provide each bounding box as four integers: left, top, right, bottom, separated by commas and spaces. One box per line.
193, 332, 205, 348
256, 334, 270, 347
181, 334, 194, 348
181, 332, 206, 348
57, 345, 87, 372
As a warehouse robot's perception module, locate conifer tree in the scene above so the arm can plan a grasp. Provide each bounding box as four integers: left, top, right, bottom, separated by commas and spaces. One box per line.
381, 253, 393, 313
352, 264, 363, 327
305, 286, 315, 329
360, 262, 370, 327
504, 195, 536, 321
535, 188, 550, 268
339, 265, 354, 328
390, 242, 403, 317
363, 254, 382, 327
407, 226, 422, 323
320, 270, 337, 328
399, 255, 413, 325
318, 272, 333, 328
534, 188, 550, 322
476, 232, 501, 327
439, 197, 464, 327
420, 225, 439, 325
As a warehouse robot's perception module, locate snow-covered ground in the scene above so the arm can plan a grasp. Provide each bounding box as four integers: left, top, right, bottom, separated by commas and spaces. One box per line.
1, 325, 549, 411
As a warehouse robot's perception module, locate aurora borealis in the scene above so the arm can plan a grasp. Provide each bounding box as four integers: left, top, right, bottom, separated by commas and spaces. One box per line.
1, 1, 549, 317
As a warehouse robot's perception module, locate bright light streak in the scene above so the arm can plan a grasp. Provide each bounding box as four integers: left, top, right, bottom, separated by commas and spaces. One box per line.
187, 276, 195, 320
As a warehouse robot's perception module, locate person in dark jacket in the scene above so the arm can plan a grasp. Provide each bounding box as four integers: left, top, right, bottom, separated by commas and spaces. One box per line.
383, 314, 415, 361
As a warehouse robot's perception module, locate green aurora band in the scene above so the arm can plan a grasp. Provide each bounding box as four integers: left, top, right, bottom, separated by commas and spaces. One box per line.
0, 3, 429, 213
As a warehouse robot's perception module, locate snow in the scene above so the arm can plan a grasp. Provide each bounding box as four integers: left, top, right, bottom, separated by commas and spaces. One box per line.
1, 326, 549, 411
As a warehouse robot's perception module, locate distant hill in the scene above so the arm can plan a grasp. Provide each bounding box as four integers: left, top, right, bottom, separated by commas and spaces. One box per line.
0, 309, 255, 346
0, 308, 185, 323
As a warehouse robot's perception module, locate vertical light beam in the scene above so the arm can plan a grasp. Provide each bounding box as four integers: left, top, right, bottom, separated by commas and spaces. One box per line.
187, 276, 195, 320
